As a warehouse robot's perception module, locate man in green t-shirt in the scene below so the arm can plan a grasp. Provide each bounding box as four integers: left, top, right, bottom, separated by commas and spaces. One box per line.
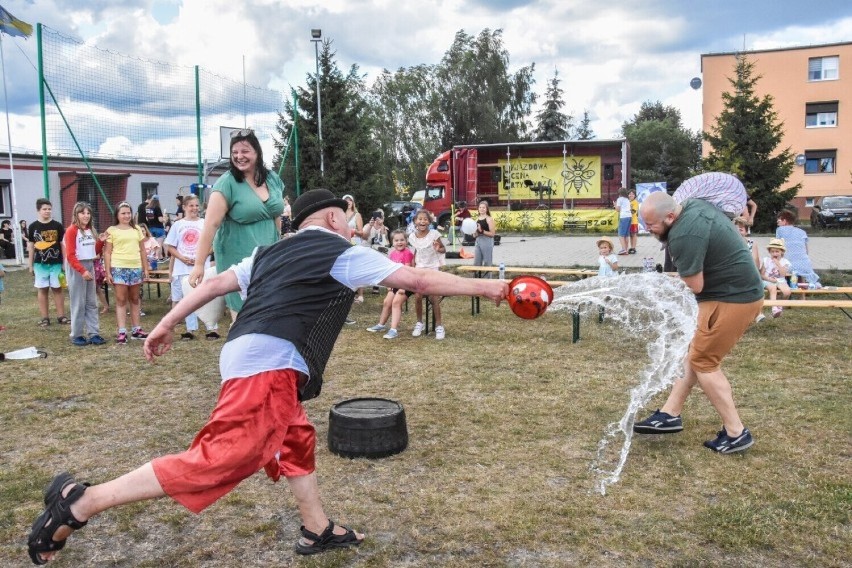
633, 192, 763, 454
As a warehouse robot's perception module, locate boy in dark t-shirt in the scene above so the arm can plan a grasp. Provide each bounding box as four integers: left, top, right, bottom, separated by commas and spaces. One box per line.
28, 198, 68, 326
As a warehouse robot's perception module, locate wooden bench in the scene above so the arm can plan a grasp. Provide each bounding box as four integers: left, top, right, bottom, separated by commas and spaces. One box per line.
101, 268, 172, 304
765, 286, 852, 320
763, 299, 852, 307
563, 221, 588, 232
783, 286, 852, 298
456, 265, 597, 315
145, 269, 171, 299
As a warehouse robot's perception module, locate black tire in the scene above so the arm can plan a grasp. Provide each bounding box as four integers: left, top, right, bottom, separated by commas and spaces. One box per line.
328, 398, 408, 459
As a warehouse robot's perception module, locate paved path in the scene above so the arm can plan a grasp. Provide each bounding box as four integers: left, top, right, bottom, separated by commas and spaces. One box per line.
4, 236, 849, 271
445, 235, 852, 270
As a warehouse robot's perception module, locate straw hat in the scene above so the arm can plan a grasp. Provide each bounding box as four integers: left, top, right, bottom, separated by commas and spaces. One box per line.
596, 236, 615, 250
766, 238, 786, 252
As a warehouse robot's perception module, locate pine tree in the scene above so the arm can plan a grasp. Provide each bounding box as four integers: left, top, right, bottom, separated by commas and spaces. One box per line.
273, 40, 390, 214
533, 70, 573, 141
575, 110, 594, 140
703, 54, 799, 231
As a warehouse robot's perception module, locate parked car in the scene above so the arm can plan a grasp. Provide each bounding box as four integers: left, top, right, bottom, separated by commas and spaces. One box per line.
810, 196, 852, 228
383, 200, 421, 229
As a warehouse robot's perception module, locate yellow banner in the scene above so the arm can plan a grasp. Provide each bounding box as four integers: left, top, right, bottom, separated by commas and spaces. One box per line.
490, 209, 617, 233
497, 156, 602, 200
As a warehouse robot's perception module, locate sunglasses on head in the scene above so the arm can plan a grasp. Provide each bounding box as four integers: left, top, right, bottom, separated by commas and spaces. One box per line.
230, 128, 254, 138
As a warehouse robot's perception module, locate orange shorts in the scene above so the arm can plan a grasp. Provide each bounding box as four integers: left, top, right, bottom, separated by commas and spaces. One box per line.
151, 369, 316, 514
688, 300, 762, 373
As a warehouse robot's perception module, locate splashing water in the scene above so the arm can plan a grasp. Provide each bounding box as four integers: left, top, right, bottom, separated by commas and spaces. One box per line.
548, 273, 698, 495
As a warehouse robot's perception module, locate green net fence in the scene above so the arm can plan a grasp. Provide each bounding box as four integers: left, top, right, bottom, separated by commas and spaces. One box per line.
40, 25, 285, 165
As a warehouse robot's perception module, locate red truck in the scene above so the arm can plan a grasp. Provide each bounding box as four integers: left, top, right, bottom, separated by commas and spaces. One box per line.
422, 139, 630, 229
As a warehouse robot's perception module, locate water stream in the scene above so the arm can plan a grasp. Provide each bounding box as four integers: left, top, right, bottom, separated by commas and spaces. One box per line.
548, 273, 698, 495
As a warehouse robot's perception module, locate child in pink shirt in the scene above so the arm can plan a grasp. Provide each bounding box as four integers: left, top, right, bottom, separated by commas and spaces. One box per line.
365, 229, 415, 339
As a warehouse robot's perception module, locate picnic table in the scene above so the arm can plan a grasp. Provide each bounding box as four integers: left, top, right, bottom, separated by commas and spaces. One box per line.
456, 265, 598, 315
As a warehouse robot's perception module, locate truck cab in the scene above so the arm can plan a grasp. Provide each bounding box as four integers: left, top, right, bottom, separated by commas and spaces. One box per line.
424, 150, 455, 228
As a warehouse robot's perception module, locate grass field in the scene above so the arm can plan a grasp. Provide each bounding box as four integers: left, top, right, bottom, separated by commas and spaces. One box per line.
0, 266, 850, 567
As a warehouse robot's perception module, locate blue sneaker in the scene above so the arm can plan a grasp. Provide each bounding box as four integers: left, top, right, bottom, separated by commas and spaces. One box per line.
633, 409, 683, 434
88, 335, 106, 345
366, 324, 387, 333
383, 328, 399, 339
71, 336, 89, 347
704, 427, 754, 454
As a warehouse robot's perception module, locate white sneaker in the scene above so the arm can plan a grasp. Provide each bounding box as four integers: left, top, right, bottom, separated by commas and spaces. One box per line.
383, 328, 398, 339
755, 313, 766, 323
412, 321, 424, 337
435, 325, 445, 340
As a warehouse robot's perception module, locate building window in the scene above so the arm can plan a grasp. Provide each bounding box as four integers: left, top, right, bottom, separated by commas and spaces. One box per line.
805, 198, 815, 207
808, 56, 839, 81
141, 182, 159, 200
805, 101, 838, 127
0, 181, 9, 216
804, 150, 836, 174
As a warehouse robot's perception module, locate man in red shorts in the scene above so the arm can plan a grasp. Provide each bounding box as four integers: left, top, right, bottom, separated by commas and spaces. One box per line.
26, 188, 508, 565
633, 191, 763, 454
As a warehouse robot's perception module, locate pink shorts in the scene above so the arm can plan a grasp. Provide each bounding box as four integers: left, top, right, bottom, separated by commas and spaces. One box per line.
151, 369, 316, 513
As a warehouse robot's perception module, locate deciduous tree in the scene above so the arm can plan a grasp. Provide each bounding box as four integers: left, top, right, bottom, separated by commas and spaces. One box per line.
434, 29, 536, 147
621, 101, 700, 190
369, 65, 442, 198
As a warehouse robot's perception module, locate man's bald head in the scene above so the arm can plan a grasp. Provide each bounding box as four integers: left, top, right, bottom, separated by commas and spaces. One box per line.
640, 191, 676, 218
640, 192, 680, 240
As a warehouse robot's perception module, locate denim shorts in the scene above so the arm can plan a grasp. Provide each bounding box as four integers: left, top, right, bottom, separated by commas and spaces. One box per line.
111, 267, 143, 286
33, 263, 62, 289
150, 227, 166, 238
617, 217, 631, 237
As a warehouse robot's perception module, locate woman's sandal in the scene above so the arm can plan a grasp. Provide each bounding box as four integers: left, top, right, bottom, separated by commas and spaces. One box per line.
294, 519, 363, 555
37, 318, 50, 328
56, 316, 71, 325
27, 472, 90, 565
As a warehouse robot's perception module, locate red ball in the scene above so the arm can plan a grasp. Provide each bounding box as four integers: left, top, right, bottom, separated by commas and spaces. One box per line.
507, 276, 554, 320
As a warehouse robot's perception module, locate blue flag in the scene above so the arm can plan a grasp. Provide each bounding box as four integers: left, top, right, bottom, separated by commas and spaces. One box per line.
0, 5, 33, 38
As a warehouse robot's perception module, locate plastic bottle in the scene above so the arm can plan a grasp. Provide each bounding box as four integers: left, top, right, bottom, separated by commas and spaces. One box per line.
789, 271, 797, 288
498, 262, 505, 280
642, 257, 654, 273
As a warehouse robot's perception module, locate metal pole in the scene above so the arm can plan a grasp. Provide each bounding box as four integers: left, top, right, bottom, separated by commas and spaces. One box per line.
0, 31, 23, 263
37, 24, 48, 199
293, 89, 301, 196
561, 144, 568, 209
195, 66, 203, 185
312, 38, 324, 178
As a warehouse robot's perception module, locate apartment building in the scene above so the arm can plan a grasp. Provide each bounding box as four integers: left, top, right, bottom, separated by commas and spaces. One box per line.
701, 42, 852, 214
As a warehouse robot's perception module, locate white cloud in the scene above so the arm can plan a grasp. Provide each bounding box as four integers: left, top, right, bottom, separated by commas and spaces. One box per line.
4, 0, 852, 157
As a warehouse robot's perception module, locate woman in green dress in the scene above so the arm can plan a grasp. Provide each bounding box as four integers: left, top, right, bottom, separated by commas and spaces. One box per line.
189, 129, 283, 317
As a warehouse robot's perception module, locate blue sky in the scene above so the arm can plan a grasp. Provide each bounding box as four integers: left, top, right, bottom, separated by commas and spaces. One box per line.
3, 0, 852, 159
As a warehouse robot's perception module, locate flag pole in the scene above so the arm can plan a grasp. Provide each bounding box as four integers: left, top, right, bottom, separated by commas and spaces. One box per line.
0, 29, 24, 264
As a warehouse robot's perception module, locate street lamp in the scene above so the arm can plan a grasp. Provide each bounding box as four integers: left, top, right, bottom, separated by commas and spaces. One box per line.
310, 28, 324, 178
